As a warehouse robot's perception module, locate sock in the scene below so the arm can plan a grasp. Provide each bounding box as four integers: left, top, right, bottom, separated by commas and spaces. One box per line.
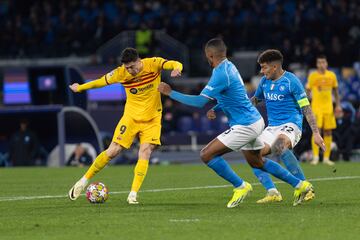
131, 159, 149, 192
207, 156, 243, 188
262, 158, 301, 188
280, 149, 305, 180
84, 151, 110, 179
252, 168, 275, 191
323, 135, 332, 160
311, 135, 319, 159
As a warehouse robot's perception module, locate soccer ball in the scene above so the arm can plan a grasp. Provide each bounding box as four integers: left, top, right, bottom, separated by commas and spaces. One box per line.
86, 182, 109, 203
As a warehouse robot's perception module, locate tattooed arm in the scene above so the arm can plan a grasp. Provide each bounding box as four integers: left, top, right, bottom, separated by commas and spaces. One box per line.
251, 96, 261, 106
302, 105, 326, 151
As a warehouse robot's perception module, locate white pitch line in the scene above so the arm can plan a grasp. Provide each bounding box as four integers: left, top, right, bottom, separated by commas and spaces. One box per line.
0, 175, 359, 202
169, 219, 200, 222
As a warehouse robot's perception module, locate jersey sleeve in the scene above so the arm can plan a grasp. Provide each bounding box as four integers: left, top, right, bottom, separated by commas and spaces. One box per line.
254, 77, 265, 100
291, 76, 310, 108
104, 67, 122, 84
200, 70, 228, 100
150, 57, 167, 72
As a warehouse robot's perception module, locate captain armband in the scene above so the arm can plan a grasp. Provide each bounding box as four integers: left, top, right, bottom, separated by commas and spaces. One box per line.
298, 98, 310, 108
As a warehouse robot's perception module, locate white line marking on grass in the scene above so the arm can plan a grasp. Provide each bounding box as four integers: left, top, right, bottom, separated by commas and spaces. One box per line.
169, 219, 200, 222
0, 175, 359, 202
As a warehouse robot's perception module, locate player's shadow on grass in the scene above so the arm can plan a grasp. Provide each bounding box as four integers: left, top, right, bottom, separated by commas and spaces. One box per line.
134, 202, 214, 208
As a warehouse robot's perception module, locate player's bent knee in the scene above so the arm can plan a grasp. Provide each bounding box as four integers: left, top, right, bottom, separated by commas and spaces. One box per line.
200, 149, 212, 163
249, 159, 264, 168
106, 142, 123, 158
272, 138, 289, 156
139, 144, 156, 159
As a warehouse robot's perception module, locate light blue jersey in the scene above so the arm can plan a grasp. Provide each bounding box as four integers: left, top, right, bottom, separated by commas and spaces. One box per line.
201, 59, 261, 126
254, 71, 309, 130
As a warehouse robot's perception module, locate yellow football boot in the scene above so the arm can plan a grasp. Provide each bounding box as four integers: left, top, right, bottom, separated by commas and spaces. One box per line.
256, 191, 283, 204
293, 181, 314, 206
227, 182, 253, 208
304, 188, 315, 201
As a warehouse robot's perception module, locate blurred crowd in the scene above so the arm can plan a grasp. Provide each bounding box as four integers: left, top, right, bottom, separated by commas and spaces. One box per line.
1, 0, 359, 67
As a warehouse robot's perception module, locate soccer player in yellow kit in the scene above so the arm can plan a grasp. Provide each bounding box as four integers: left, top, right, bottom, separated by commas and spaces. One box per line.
306, 55, 342, 166
68, 48, 183, 204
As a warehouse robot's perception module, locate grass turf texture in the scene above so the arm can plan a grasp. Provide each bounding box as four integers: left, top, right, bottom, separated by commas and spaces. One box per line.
1, 162, 360, 240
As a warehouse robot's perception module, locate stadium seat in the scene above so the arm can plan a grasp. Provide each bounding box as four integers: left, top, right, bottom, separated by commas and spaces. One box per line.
200, 116, 212, 132
177, 116, 194, 133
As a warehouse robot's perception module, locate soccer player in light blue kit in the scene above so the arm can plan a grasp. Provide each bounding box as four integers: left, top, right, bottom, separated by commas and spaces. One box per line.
158, 39, 313, 208
248, 49, 325, 203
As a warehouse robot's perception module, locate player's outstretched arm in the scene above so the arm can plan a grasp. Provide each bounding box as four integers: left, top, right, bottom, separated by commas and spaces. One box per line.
163, 60, 183, 77
302, 105, 326, 151
69, 78, 108, 93
158, 82, 209, 108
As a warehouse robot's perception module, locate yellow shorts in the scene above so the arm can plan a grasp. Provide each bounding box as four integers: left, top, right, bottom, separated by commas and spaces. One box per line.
314, 112, 336, 130
112, 114, 162, 149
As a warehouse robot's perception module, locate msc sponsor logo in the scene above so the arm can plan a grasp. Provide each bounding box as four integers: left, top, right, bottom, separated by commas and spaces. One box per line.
264, 92, 285, 101
129, 84, 154, 94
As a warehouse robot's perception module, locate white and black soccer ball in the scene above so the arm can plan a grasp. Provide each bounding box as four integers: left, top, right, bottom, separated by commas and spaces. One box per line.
86, 182, 109, 203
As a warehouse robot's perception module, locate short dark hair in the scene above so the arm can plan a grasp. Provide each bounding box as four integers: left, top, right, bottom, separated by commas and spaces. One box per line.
120, 48, 139, 64
205, 38, 227, 54
257, 49, 283, 65
316, 54, 327, 60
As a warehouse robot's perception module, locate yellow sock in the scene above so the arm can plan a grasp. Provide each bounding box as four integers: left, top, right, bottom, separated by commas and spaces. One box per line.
323, 135, 332, 160
311, 135, 319, 159
84, 151, 110, 179
131, 159, 149, 192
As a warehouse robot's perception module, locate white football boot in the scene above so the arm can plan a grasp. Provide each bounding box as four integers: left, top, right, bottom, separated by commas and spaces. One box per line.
68, 178, 88, 201
127, 191, 139, 204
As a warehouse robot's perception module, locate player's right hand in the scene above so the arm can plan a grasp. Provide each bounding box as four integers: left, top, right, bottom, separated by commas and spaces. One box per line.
207, 109, 216, 120
313, 132, 326, 151
158, 82, 172, 96
69, 83, 80, 93
170, 69, 182, 77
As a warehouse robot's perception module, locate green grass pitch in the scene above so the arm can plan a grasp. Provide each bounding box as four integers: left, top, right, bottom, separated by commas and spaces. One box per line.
1, 162, 360, 240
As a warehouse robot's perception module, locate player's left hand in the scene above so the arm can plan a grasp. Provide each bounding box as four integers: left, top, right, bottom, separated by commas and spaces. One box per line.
313, 132, 326, 151
158, 82, 172, 96
69, 83, 80, 93
170, 69, 182, 77
334, 105, 343, 118
207, 109, 216, 120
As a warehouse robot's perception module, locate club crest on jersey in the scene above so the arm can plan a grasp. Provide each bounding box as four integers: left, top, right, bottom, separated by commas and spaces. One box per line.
107, 70, 114, 78
279, 85, 285, 91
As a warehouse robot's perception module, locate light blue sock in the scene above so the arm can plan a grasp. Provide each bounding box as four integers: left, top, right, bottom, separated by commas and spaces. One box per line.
207, 156, 244, 188
262, 158, 301, 188
252, 168, 275, 191
280, 149, 306, 180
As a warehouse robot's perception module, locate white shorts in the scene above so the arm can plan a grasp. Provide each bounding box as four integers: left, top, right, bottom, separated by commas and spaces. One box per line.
257, 123, 302, 148
217, 118, 265, 151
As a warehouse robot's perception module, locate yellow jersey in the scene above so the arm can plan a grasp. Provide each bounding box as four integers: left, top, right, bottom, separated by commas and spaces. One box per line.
78, 57, 182, 121
306, 70, 338, 114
